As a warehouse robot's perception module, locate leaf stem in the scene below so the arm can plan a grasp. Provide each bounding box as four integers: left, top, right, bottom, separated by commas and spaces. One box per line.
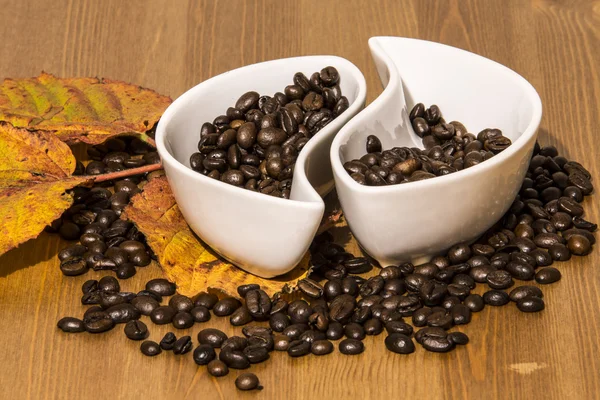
316, 208, 344, 235
87, 162, 163, 183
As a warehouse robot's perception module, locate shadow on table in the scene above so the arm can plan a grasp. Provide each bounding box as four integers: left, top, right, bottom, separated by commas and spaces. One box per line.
0, 232, 60, 278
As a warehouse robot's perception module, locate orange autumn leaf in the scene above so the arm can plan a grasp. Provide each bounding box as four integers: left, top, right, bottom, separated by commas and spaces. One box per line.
122, 177, 311, 298
0, 122, 89, 255
0, 72, 172, 145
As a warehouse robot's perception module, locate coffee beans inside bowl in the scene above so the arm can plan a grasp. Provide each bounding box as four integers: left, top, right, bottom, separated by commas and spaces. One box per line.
189, 67, 349, 198
344, 103, 513, 185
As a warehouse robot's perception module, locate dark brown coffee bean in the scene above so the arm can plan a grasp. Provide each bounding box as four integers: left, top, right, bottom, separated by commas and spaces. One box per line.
213, 297, 242, 316
57, 317, 85, 333
535, 267, 561, 284
385, 333, 415, 354
140, 341, 162, 357
483, 290, 510, 306
287, 340, 311, 357
124, 320, 148, 340
339, 338, 365, 355
517, 297, 545, 312
145, 278, 176, 296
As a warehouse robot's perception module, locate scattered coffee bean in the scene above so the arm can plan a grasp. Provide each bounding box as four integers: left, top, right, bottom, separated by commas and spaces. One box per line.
140, 340, 162, 357
235, 373, 262, 391
124, 320, 149, 340
339, 338, 364, 355
57, 317, 85, 333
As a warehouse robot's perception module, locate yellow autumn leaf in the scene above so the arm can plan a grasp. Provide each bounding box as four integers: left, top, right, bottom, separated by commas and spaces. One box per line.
0, 122, 89, 255
0, 72, 172, 144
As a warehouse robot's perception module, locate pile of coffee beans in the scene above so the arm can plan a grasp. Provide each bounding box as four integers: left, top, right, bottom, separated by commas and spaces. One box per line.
47, 137, 160, 280
54, 131, 595, 391
189, 67, 349, 198
344, 103, 513, 185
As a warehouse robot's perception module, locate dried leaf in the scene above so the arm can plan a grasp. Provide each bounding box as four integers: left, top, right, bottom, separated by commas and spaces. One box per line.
0, 122, 89, 255
123, 177, 311, 298
0, 72, 171, 144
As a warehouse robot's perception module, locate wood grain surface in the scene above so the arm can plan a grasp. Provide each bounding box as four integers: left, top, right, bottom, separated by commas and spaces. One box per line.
1, 0, 599, 399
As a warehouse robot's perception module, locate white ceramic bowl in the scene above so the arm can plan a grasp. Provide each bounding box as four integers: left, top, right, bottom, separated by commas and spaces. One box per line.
156, 56, 366, 277
331, 37, 543, 266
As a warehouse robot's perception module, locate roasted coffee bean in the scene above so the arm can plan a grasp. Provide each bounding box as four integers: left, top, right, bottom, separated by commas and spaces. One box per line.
198, 328, 228, 348
159, 332, 177, 350
486, 270, 514, 289
99, 291, 127, 308
193, 344, 216, 366
235, 372, 262, 391
243, 345, 270, 364
567, 234, 591, 256
287, 300, 312, 325
57, 317, 85, 333
287, 340, 311, 357
363, 318, 384, 336
451, 304, 472, 325
140, 341, 162, 357
412, 307, 432, 327
344, 323, 366, 340
106, 304, 140, 324
213, 297, 242, 316
83, 310, 115, 333
283, 324, 310, 340
96, 276, 119, 292
442, 296, 461, 310
483, 290, 510, 306
220, 350, 250, 369
329, 294, 356, 324
535, 267, 561, 284
81, 279, 98, 294
172, 336, 193, 355
339, 338, 365, 355
426, 311, 453, 329
274, 335, 290, 351
145, 278, 176, 296
448, 332, 469, 345
517, 297, 545, 312
172, 312, 194, 329
131, 296, 159, 316
228, 306, 252, 326
385, 321, 413, 336
298, 278, 324, 298
269, 312, 291, 332
168, 295, 193, 313
150, 306, 176, 325
385, 333, 415, 354
124, 320, 149, 340
58, 244, 87, 261
509, 286, 543, 302
207, 359, 229, 377
60, 256, 89, 276
548, 243, 571, 261
194, 292, 219, 309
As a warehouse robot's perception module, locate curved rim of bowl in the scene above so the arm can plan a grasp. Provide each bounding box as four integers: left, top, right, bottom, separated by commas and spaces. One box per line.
330, 36, 543, 194
156, 55, 367, 210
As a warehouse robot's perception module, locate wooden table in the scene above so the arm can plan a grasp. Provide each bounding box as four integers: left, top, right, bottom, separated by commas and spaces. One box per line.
1, 1, 599, 399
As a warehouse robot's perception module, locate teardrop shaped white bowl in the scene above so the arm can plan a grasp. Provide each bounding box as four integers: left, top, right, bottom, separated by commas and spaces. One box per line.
156, 56, 366, 277
331, 37, 542, 266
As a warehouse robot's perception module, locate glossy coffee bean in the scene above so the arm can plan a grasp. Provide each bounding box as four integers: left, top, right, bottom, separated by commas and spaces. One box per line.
131, 296, 160, 316
57, 317, 85, 333
385, 333, 415, 354
207, 359, 229, 377
339, 338, 365, 355
198, 328, 228, 348
509, 286, 543, 302
235, 373, 262, 391
193, 344, 216, 365
83, 310, 115, 333
173, 336, 193, 355
213, 297, 242, 316
517, 297, 545, 312
140, 341, 162, 357
483, 290, 510, 306
535, 267, 561, 284
150, 306, 176, 325
124, 320, 149, 340
194, 292, 219, 309
172, 312, 195, 329
145, 279, 176, 296
448, 332, 469, 345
